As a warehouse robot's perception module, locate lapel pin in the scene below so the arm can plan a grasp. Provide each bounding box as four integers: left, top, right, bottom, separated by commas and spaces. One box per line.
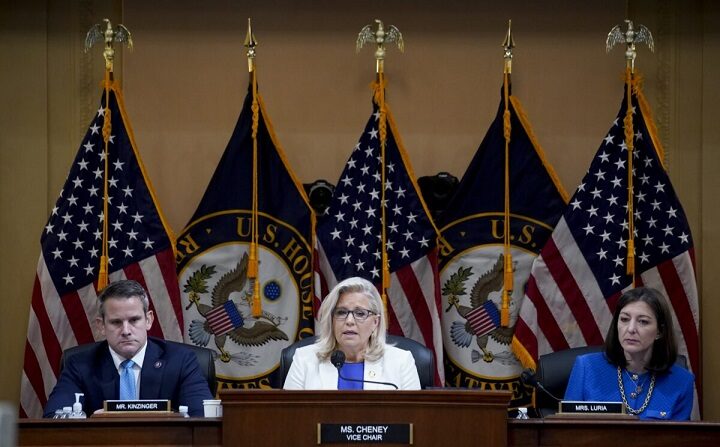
154, 360, 163, 369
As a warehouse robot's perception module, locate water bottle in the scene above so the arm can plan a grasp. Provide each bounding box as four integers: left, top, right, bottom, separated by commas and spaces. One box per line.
60, 407, 72, 419
178, 406, 189, 418
516, 407, 529, 419
52, 409, 63, 419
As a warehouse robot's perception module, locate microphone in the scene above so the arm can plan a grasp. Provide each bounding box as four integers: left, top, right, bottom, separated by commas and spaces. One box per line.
520, 368, 562, 402
330, 350, 399, 390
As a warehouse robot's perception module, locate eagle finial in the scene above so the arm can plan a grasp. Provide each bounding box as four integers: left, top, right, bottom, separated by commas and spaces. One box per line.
85, 18, 133, 72
606, 19, 654, 73
357, 19, 404, 74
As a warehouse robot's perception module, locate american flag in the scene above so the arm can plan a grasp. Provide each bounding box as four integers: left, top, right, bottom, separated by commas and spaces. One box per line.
314, 97, 444, 385
20, 82, 183, 418
514, 81, 700, 387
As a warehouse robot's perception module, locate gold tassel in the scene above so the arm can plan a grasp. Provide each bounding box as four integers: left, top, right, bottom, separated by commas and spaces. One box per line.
623, 68, 636, 278
98, 256, 108, 290
98, 70, 112, 292
250, 69, 262, 318
248, 243, 258, 278
251, 278, 261, 317
501, 73, 513, 327
502, 253, 513, 326
375, 73, 390, 311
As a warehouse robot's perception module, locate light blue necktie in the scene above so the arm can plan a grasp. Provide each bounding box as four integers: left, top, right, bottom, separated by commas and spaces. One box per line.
119, 359, 136, 400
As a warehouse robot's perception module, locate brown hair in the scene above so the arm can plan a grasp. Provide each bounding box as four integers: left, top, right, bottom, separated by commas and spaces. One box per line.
604, 287, 677, 373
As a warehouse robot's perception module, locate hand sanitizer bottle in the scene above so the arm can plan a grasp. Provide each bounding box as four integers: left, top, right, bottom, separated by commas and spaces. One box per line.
178, 405, 189, 418
69, 393, 86, 419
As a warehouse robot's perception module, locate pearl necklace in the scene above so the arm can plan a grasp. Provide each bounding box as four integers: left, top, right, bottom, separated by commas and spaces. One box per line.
617, 366, 656, 415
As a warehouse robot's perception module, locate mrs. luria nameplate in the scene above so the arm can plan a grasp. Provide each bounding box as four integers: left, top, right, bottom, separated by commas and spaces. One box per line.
559, 401, 626, 415
104, 399, 171, 413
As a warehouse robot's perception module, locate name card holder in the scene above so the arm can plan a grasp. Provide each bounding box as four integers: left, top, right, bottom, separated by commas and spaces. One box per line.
318, 423, 413, 444
97, 399, 173, 417
553, 401, 636, 419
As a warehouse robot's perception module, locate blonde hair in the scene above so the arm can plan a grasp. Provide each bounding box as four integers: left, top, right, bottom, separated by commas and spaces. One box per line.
315, 277, 387, 362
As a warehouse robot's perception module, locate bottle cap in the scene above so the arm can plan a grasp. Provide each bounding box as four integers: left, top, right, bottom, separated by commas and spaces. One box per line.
179, 405, 188, 413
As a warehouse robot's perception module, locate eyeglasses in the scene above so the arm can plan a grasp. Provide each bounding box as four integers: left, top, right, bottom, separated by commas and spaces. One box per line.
332, 308, 376, 322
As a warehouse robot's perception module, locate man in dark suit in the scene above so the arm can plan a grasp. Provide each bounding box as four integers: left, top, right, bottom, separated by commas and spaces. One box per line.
44, 280, 213, 417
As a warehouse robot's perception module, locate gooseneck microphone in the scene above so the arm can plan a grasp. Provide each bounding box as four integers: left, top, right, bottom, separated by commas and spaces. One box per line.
520, 368, 563, 402
330, 350, 399, 390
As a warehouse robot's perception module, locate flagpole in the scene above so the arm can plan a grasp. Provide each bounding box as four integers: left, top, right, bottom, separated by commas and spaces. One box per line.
245, 18, 263, 318
357, 19, 404, 310
84, 19, 133, 290
606, 20, 654, 281
500, 20, 515, 327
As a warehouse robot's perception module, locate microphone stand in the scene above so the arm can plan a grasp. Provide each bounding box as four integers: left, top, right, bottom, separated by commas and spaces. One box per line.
331, 350, 399, 390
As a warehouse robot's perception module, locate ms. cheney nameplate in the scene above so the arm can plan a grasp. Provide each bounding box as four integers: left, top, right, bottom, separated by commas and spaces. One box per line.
318, 423, 413, 444
104, 399, 171, 413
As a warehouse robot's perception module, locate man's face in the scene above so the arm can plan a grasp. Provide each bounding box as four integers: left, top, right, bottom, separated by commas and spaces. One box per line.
98, 296, 154, 359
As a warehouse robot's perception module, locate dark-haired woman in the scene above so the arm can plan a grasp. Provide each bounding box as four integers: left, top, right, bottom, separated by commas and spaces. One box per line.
564, 287, 694, 420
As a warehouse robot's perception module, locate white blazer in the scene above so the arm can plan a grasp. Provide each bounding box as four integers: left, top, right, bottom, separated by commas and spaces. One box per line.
283, 343, 421, 390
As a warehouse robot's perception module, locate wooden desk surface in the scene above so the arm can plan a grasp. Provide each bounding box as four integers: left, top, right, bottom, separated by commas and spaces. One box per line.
19, 417, 720, 447
508, 418, 720, 447
19, 417, 222, 447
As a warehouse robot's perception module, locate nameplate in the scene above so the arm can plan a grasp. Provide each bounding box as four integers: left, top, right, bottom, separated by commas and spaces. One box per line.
559, 400, 625, 415
104, 399, 171, 413
318, 423, 412, 444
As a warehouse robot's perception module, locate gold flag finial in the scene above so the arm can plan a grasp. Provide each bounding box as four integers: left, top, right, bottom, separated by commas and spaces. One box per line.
606, 19, 654, 73
244, 18, 258, 73
357, 19, 404, 74
85, 18, 133, 72
502, 19, 515, 74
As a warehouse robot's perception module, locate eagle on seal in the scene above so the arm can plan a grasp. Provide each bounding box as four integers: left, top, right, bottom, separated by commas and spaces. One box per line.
446, 254, 515, 363
187, 253, 288, 363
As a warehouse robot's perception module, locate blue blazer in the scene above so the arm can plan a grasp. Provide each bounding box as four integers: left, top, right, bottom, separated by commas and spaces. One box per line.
44, 337, 213, 417
564, 352, 694, 420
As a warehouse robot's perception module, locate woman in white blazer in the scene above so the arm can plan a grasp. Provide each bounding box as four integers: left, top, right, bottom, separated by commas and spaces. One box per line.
283, 277, 421, 390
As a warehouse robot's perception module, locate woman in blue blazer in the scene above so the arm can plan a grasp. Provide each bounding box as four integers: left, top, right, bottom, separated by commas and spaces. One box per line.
565, 287, 694, 420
